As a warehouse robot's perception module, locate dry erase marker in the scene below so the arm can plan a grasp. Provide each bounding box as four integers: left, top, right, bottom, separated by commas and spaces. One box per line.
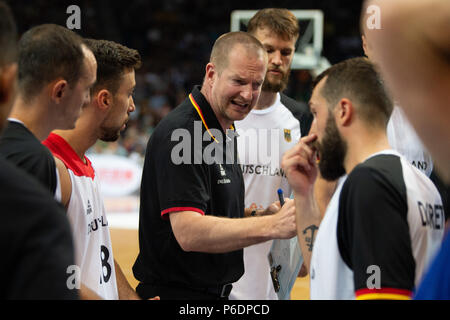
277, 188, 285, 207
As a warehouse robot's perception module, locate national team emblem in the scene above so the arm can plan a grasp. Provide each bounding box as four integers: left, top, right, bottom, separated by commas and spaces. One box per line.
284, 129, 292, 142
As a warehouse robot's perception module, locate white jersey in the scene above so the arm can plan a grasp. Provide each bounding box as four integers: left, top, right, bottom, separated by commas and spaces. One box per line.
387, 106, 433, 176
231, 93, 310, 300
310, 150, 443, 300
310, 176, 353, 299
44, 133, 119, 300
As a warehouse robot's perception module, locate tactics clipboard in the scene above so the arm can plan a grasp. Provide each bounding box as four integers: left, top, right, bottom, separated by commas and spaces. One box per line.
268, 236, 304, 300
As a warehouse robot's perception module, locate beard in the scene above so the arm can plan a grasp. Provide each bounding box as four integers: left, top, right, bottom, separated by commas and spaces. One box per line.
99, 123, 122, 142
100, 129, 120, 142
313, 114, 347, 181
262, 67, 291, 92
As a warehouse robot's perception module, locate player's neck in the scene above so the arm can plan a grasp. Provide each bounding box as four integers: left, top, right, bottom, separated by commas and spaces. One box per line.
9, 96, 54, 141
344, 128, 391, 174
253, 90, 277, 110
53, 125, 97, 163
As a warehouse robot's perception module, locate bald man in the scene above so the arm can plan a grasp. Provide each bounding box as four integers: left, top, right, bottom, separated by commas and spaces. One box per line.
133, 32, 297, 300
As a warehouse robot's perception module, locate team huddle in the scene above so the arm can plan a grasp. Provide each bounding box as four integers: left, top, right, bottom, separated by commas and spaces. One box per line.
0, 1, 449, 300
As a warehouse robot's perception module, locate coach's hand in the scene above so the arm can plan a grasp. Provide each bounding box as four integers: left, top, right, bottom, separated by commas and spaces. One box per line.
268, 198, 297, 239
258, 200, 285, 216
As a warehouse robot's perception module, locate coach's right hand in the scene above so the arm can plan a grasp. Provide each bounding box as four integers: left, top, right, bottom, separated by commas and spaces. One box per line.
268, 198, 297, 239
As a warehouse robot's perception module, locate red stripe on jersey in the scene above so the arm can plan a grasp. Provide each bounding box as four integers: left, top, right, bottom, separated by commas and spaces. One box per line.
43, 133, 95, 180
161, 207, 205, 220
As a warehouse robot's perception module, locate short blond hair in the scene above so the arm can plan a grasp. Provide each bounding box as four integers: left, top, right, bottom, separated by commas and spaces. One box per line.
209, 31, 265, 73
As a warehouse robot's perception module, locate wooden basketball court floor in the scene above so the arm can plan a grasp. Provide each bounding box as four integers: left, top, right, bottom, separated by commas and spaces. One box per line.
110, 227, 310, 300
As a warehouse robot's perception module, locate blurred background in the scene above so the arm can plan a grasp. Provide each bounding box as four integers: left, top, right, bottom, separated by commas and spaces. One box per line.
7, 0, 365, 164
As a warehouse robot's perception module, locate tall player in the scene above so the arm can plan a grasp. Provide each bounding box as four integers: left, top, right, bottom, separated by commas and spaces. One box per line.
231, 8, 313, 300
43, 39, 149, 299
283, 58, 444, 300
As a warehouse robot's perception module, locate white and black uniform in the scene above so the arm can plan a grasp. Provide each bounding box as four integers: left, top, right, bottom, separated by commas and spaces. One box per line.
44, 133, 119, 300
310, 150, 444, 300
230, 93, 312, 300
387, 106, 433, 176
310, 176, 352, 299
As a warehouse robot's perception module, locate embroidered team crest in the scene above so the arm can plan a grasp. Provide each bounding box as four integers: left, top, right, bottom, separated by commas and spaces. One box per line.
284, 129, 292, 142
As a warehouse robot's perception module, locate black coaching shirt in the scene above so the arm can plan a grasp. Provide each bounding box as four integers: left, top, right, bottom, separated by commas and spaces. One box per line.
133, 86, 245, 289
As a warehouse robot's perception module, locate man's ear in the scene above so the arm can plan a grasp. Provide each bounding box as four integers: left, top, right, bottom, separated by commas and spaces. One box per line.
0, 63, 18, 104
335, 98, 354, 127
361, 35, 369, 56
96, 89, 112, 111
205, 62, 217, 85
50, 79, 68, 103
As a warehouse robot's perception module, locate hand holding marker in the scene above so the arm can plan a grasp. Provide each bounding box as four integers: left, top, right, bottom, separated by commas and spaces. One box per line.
278, 188, 285, 207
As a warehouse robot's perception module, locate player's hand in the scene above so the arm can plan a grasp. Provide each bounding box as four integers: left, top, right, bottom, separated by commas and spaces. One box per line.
282, 134, 318, 195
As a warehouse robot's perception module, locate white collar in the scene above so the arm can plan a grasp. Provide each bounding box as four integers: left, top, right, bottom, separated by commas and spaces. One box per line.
249, 92, 281, 115
7, 117, 26, 126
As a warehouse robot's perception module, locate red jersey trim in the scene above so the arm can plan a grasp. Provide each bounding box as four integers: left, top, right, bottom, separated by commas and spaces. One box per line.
43, 133, 95, 180
161, 207, 205, 220
355, 288, 412, 300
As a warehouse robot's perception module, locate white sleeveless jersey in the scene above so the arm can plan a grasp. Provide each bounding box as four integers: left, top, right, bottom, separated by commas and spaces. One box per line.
310, 176, 354, 299
44, 133, 119, 300
310, 150, 443, 300
387, 106, 433, 176
230, 93, 306, 300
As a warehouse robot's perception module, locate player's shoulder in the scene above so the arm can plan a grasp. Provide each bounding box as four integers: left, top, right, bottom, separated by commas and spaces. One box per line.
345, 153, 406, 195
280, 93, 309, 114
280, 93, 313, 135
358, 153, 401, 170
358, 152, 434, 190
0, 157, 60, 210
0, 121, 34, 148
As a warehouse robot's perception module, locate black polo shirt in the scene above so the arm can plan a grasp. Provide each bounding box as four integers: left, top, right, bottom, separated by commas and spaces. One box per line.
133, 86, 245, 290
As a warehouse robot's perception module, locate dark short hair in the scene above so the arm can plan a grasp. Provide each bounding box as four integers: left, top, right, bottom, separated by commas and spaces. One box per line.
17, 24, 85, 100
210, 31, 265, 73
247, 8, 299, 41
312, 57, 393, 128
0, 1, 17, 67
84, 39, 141, 95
